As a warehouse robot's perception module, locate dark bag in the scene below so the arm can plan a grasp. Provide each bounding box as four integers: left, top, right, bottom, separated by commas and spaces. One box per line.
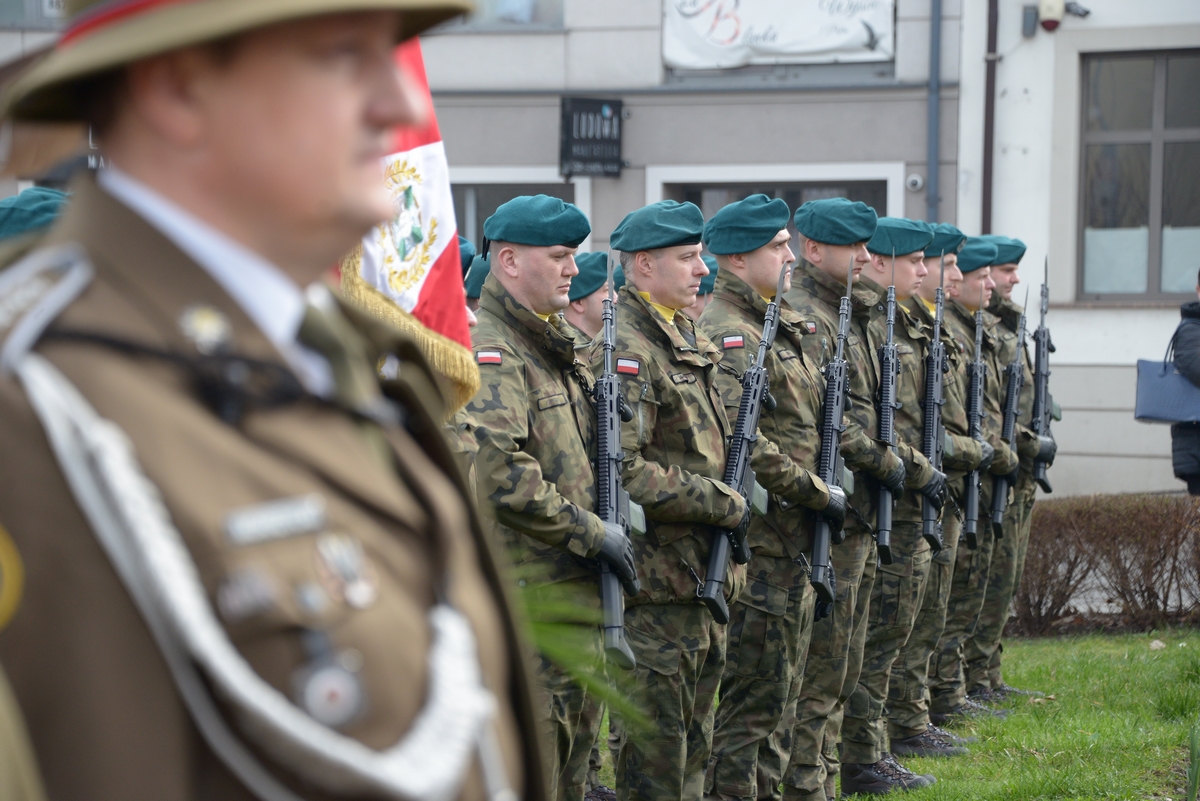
1136, 327, 1200, 423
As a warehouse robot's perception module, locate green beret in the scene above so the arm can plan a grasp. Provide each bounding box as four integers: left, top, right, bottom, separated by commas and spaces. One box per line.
0, 187, 67, 240
457, 235, 476, 275
610, 200, 704, 252
464, 255, 490, 299
570, 252, 610, 302
793, 198, 877, 246
612, 265, 627, 291
957, 238, 1000, 273
924, 223, 967, 258
699, 255, 719, 295
866, 217, 934, 257
702, 194, 790, 255
979, 234, 1027, 265
483, 194, 591, 248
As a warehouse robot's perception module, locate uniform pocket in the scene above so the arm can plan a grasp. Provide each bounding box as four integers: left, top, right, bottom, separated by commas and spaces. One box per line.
725, 579, 788, 678
626, 623, 681, 676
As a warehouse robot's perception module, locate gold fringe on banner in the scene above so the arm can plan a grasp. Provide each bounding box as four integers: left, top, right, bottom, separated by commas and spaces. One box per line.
340, 246, 480, 416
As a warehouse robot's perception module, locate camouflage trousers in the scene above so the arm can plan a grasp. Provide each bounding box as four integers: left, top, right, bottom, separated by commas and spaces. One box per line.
929, 481, 996, 714
778, 522, 878, 800
707, 555, 815, 800
614, 602, 725, 801
887, 511, 961, 737
964, 472, 1037, 693
842, 519, 932, 765
535, 632, 606, 801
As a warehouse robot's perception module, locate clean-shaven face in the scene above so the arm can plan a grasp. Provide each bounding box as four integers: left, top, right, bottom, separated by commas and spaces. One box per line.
960, 267, 996, 310
642, 244, 707, 310
805, 238, 870, 283
991, 261, 1020, 300
871, 250, 927, 301
921, 254, 962, 301
499, 243, 579, 314
741, 229, 795, 297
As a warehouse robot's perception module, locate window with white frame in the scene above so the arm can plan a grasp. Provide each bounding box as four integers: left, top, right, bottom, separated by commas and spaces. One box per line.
1079, 51, 1200, 300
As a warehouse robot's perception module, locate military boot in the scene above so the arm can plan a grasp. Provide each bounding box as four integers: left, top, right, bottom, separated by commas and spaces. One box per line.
890, 728, 968, 758
930, 697, 1009, 726
967, 686, 1005, 704
993, 682, 1044, 699
840, 755, 935, 795
928, 724, 978, 745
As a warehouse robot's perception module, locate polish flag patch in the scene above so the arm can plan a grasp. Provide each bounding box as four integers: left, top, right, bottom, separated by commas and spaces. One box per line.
476, 350, 503, 365
722, 335, 745, 349
804, 322, 817, 334
616, 358, 640, 375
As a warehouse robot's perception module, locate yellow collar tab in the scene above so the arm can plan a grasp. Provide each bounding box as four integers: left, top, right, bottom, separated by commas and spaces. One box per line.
638, 291, 677, 326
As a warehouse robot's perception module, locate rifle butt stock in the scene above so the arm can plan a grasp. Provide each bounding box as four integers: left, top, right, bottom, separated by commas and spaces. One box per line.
701, 531, 732, 624
811, 519, 836, 603
876, 487, 894, 565
600, 565, 636, 670
964, 470, 980, 550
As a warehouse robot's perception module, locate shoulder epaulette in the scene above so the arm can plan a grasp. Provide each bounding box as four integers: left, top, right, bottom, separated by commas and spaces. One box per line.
0, 244, 93, 375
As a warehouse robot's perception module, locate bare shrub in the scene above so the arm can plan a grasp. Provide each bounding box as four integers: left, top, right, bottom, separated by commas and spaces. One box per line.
1014, 495, 1096, 635
1081, 494, 1200, 629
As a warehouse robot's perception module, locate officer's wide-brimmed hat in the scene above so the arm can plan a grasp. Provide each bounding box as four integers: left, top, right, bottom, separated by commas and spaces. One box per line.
867, 217, 934, 257
610, 200, 704, 253
794, 198, 877, 246
570, 252, 609, 302
924, 223, 968, 258
958, 238, 1000, 273
702, 194, 790, 256
3, 0, 472, 121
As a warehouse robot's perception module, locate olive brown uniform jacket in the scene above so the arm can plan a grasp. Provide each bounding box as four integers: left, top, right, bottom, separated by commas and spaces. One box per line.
0, 177, 544, 801
699, 268, 830, 799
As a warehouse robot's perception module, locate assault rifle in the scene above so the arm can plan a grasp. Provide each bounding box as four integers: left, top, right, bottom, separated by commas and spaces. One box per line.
595, 254, 644, 669
991, 290, 1029, 538
920, 258, 947, 552
811, 262, 854, 604
700, 264, 784, 624
963, 299, 987, 550
875, 252, 899, 565
1031, 258, 1055, 493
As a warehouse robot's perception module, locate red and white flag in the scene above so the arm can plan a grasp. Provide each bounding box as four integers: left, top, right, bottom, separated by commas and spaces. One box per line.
342, 40, 477, 409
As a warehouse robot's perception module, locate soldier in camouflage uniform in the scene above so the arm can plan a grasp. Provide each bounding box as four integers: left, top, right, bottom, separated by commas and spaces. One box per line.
467, 196, 639, 801
964, 236, 1054, 701
697, 196, 847, 801
599, 201, 750, 801
928, 240, 1021, 723
564, 252, 612, 344
840, 219, 947, 794
779, 201, 932, 800
885, 225, 993, 757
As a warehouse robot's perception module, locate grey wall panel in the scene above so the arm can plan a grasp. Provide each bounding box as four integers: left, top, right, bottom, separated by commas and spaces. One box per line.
435, 97, 562, 165
1043, 453, 1178, 497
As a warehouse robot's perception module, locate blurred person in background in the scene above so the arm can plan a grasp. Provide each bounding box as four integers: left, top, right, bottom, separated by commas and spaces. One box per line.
1170, 268, 1200, 495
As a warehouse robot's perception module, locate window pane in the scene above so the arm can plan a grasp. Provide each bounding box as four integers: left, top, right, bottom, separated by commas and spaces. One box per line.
1166, 54, 1200, 129
1082, 143, 1150, 293
1085, 57, 1154, 131
1162, 142, 1200, 293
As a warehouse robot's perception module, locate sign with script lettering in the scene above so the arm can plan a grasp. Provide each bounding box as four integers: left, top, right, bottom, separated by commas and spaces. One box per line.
560, 97, 623, 178
664, 0, 894, 69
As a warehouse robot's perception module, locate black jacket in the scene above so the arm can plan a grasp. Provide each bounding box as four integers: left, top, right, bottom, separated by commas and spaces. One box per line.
1170, 301, 1200, 486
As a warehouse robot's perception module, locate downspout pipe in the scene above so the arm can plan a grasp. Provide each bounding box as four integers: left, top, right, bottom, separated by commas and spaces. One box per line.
926, 0, 942, 222
981, 0, 999, 233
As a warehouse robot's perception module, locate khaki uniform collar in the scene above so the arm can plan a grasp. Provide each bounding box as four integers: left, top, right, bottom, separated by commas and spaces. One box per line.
620, 284, 717, 360
712, 268, 809, 333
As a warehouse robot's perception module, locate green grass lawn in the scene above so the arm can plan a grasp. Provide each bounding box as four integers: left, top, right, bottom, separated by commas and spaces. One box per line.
591, 630, 1200, 799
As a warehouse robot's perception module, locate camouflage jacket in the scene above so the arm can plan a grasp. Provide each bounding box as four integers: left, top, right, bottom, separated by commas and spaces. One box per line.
595, 286, 746, 607
908, 297, 984, 497
989, 294, 1040, 472
786, 264, 932, 527
468, 274, 605, 589
698, 269, 831, 559
945, 300, 1020, 482
863, 278, 934, 523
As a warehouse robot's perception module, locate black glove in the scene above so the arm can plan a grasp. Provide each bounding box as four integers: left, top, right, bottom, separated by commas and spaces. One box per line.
976, 440, 995, 473
814, 571, 837, 622
731, 503, 752, 565
598, 522, 640, 596
880, 460, 906, 495
822, 485, 847, 534
1035, 434, 1057, 465
919, 468, 947, 510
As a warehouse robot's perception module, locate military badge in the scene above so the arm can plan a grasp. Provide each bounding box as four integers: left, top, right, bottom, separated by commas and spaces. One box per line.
315, 533, 378, 610
616, 358, 640, 375
722, 335, 745, 349
179, 304, 232, 354
476, 350, 503, 365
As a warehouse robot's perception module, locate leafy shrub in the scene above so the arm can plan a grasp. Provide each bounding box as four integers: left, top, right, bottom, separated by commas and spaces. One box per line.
1013, 496, 1095, 635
